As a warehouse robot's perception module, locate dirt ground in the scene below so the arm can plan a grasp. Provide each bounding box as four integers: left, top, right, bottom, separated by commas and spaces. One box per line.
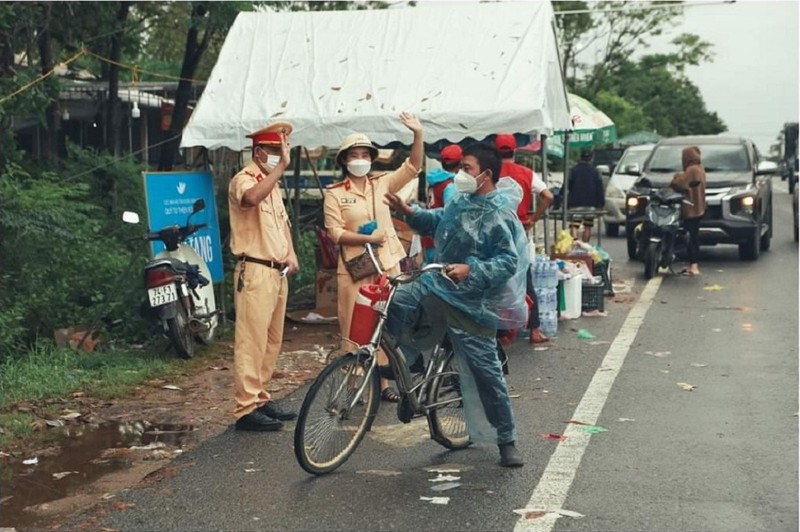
0, 318, 342, 531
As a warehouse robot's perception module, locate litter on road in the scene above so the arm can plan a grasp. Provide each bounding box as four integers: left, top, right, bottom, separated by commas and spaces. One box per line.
161, 385, 182, 391
356, 470, 402, 477
576, 329, 596, 339
677, 382, 698, 392
704, 284, 725, 291
429, 474, 461, 482
540, 433, 567, 441
513, 508, 585, 519
618, 418, 636, 422
430, 482, 461, 492
690, 363, 709, 368
580, 425, 608, 434
23, 457, 38, 465
420, 496, 450, 505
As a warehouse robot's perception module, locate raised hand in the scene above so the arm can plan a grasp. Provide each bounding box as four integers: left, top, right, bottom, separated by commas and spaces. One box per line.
399, 112, 422, 134
279, 132, 291, 168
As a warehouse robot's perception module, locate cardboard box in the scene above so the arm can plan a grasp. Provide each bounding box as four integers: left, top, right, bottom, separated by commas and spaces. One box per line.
550, 253, 594, 275
315, 269, 338, 315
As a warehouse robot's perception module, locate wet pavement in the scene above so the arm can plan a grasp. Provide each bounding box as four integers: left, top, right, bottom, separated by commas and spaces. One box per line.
0, 421, 195, 529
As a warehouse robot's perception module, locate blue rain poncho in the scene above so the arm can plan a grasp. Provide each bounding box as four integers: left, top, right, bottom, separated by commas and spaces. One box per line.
407, 183, 530, 331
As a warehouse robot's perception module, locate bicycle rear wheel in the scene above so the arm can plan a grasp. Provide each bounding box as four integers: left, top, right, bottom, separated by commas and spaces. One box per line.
294, 353, 380, 475
427, 347, 470, 450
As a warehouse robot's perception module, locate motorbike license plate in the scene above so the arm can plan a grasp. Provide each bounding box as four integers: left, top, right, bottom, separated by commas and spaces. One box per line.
148, 284, 178, 307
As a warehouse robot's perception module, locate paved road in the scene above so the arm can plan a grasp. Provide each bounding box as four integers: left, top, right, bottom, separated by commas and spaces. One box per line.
75, 188, 798, 532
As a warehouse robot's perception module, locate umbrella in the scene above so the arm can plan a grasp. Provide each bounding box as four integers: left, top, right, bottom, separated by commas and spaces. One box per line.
518, 137, 565, 159
618, 130, 663, 146
555, 93, 617, 147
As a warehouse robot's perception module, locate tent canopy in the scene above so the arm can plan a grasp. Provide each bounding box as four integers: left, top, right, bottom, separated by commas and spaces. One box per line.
181, 2, 571, 151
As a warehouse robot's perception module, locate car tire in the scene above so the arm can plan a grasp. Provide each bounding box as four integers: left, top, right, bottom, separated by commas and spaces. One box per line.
606, 223, 620, 238
760, 208, 771, 251
738, 227, 761, 261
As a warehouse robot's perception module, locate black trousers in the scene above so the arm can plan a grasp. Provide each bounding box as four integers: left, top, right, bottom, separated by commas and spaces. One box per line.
683, 217, 701, 264
526, 267, 540, 329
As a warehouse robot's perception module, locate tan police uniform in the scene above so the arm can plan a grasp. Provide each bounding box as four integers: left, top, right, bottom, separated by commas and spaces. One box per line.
228, 158, 291, 419
323, 159, 419, 349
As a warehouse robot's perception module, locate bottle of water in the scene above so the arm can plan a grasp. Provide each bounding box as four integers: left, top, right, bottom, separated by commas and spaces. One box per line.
539, 310, 558, 337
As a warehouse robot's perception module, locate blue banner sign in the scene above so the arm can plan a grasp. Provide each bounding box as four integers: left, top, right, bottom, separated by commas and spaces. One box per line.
143, 171, 223, 282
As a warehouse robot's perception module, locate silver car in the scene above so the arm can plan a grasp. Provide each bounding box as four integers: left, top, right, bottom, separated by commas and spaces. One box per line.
604, 144, 656, 237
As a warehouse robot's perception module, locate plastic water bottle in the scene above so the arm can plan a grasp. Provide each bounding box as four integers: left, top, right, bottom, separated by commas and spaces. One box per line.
539, 310, 558, 337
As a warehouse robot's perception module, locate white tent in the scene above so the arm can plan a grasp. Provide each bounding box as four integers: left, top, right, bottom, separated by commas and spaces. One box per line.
180, 1, 571, 150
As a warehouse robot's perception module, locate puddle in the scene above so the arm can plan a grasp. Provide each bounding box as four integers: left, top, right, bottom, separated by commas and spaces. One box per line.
0, 420, 195, 529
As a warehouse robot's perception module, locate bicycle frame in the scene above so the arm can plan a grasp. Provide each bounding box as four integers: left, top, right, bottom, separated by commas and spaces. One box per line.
343, 245, 461, 417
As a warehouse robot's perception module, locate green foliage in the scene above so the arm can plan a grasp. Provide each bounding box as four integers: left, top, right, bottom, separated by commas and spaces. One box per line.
291, 227, 318, 296
593, 91, 649, 138
0, 151, 150, 359
592, 56, 726, 137
0, 339, 175, 409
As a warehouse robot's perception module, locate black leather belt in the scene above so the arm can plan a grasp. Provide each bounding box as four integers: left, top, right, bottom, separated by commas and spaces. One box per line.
239, 256, 286, 270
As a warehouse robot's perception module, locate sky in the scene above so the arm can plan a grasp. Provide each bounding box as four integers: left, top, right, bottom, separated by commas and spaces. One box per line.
577, 0, 799, 154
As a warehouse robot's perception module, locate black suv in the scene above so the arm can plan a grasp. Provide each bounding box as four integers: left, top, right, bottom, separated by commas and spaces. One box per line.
625, 136, 777, 261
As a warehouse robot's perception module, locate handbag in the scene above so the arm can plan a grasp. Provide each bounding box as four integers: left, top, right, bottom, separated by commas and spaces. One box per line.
341, 245, 382, 281
341, 183, 383, 281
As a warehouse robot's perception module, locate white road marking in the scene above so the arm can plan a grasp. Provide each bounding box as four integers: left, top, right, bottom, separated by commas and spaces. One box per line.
514, 276, 663, 532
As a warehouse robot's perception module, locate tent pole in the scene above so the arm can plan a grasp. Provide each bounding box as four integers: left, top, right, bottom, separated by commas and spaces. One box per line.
540, 134, 549, 254
563, 131, 570, 228
292, 146, 302, 245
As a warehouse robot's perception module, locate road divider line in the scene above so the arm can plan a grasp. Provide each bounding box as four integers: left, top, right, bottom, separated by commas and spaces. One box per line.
514, 276, 663, 532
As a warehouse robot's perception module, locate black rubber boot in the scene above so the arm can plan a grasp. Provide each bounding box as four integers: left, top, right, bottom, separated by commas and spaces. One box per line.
498, 442, 524, 468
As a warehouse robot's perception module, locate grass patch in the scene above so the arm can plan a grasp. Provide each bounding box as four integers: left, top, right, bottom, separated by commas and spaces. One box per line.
0, 338, 219, 409
0, 411, 38, 448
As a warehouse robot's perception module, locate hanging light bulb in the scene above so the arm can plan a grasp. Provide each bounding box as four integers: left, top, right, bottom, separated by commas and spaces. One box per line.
131, 101, 141, 119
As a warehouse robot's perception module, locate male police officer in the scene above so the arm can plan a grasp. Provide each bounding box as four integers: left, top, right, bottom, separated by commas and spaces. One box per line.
228, 122, 299, 431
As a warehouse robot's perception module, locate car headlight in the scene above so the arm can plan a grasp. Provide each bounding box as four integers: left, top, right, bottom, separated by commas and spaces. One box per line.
730, 194, 756, 215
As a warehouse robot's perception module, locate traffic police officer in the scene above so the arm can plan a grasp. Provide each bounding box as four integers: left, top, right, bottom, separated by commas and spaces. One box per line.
228, 122, 299, 431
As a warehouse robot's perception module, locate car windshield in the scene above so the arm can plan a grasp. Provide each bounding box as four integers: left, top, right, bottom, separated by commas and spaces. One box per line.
647, 144, 751, 180
617, 148, 652, 171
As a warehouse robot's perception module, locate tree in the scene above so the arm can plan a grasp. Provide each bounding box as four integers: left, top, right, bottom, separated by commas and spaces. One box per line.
594, 54, 725, 136
592, 90, 649, 137
156, 2, 247, 170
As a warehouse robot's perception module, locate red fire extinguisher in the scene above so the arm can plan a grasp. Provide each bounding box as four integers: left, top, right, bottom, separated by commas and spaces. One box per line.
348, 278, 389, 346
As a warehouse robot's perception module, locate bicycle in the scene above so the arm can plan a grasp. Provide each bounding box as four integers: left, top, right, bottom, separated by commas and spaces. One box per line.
293, 246, 469, 475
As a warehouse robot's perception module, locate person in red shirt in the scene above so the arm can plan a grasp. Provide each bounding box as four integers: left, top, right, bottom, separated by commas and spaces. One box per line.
422, 144, 459, 264
495, 134, 552, 344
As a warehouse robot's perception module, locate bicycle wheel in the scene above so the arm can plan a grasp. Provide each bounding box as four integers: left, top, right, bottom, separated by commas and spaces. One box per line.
294, 353, 380, 475
427, 347, 470, 450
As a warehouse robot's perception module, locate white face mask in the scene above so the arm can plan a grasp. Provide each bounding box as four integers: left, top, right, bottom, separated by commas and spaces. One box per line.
347, 159, 371, 177
454, 169, 484, 194
265, 154, 280, 170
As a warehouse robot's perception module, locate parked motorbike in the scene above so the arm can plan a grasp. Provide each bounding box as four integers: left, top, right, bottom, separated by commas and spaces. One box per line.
122, 199, 219, 358
629, 184, 691, 279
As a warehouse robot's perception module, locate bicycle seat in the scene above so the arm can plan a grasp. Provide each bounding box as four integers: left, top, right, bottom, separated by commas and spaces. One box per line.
400, 295, 449, 351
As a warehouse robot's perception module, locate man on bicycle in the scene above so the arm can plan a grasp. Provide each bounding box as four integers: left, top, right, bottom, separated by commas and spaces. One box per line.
384, 143, 529, 468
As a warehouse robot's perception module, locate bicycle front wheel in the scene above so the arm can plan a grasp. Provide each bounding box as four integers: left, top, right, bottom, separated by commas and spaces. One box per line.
294, 353, 380, 475
427, 348, 470, 450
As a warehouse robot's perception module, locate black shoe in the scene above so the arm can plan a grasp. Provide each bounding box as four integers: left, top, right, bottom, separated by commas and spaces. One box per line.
235, 410, 283, 432
498, 442, 524, 468
258, 401, 297, 421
